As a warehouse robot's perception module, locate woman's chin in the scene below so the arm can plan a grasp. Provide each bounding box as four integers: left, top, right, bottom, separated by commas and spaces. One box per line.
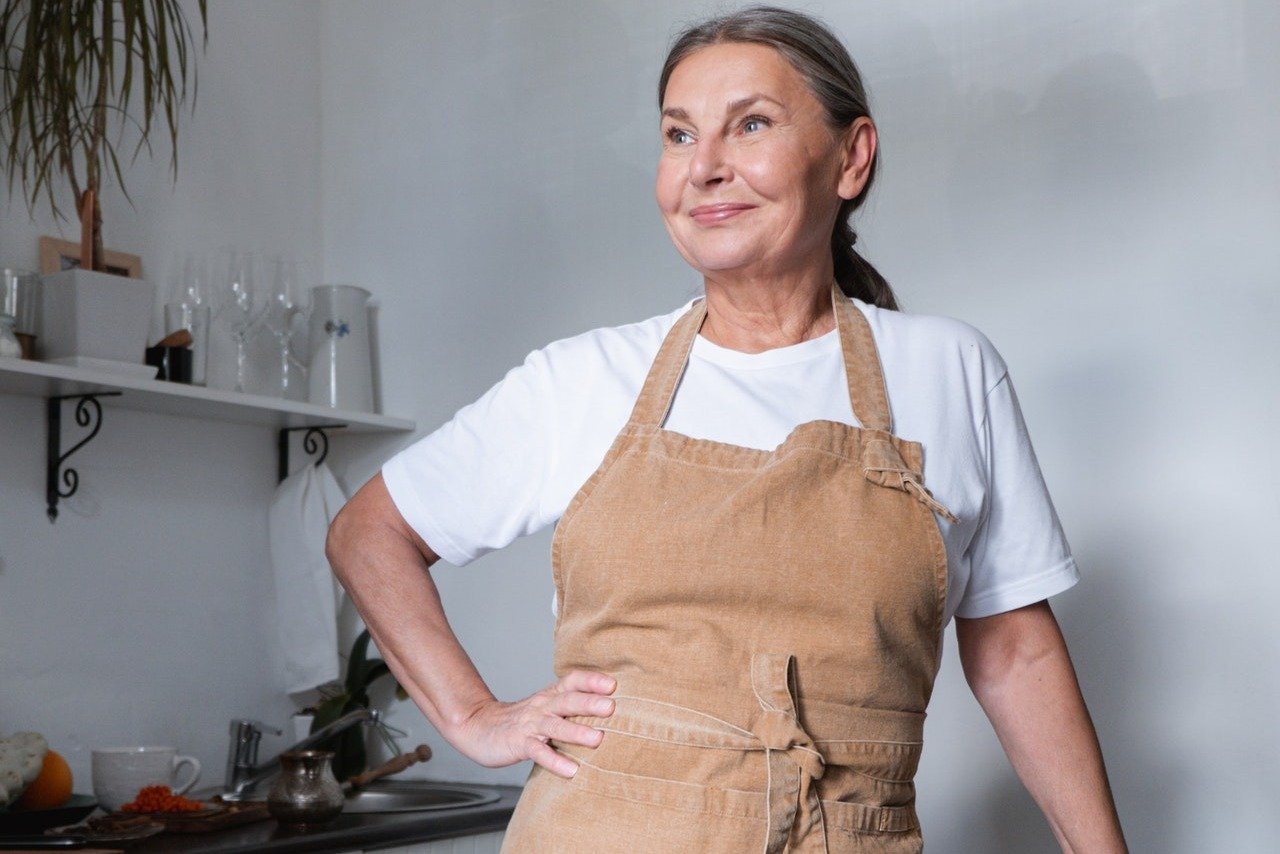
680, 250, 767, 277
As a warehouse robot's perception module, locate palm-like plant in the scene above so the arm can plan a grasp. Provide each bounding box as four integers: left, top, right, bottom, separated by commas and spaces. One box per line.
0, 0, 208, 271
308, 629, 410, 782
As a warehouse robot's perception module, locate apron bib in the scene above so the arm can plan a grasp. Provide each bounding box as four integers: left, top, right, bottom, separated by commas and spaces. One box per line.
503, 281, 955, 853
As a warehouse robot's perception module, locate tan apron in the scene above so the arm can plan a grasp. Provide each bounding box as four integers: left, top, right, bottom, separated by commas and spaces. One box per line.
502, 281, 957, 853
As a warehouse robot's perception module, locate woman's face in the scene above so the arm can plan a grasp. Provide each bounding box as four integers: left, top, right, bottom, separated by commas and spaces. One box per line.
656, 42, 873, 283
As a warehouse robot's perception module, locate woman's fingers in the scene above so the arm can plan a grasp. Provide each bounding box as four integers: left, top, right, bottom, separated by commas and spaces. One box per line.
518, 672, 615, 776
451, 673, 616, 772
556, 669, 617, 697
550, 690, 615, 718
538, 712, 605, 748
525, 712, 604, 778
527, 736, 579, 779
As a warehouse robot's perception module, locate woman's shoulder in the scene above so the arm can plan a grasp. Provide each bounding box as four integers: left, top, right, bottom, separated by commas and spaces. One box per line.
533, 296, 698, 381
852, 296, 1010, 397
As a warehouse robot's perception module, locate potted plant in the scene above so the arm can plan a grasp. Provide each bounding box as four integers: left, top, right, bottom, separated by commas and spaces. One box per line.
0, 0, 207, 369
304, 629, 410, 782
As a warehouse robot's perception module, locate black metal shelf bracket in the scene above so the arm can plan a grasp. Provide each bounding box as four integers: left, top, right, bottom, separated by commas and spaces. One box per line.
278, 424, 348, 484
46, 392, 122, 523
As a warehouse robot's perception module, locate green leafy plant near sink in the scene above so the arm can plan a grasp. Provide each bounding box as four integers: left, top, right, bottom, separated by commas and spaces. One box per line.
307, 629, 409, 781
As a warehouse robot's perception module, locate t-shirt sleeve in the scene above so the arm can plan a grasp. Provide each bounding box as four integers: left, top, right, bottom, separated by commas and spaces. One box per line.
380, 348, 558, 566
954, 369, 1081, 618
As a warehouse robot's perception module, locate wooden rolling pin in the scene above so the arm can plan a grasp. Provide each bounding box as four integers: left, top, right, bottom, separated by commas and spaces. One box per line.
344, 744, 433, 791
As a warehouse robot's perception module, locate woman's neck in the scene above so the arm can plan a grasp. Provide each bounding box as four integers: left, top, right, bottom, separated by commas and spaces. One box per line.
698, 270, 836, 354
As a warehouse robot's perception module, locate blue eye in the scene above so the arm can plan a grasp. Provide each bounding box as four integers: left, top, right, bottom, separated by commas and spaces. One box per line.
743, 116, 769, 133
666, 127, 693, 144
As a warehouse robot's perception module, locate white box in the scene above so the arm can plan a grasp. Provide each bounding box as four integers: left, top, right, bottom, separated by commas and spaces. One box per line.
39, 268, 155, 365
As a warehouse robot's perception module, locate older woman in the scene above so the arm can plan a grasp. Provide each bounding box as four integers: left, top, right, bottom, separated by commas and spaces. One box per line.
327, 6, 1126, 852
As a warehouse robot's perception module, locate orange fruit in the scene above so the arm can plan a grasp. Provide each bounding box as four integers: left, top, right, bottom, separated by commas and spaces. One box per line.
16, 749, 73, 810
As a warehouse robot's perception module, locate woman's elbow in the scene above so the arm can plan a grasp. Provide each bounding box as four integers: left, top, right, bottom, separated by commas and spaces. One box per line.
325, 472, 439, 581
326, 474, 390, 580
956, 600, 1064, 694
326, 494, 362, 583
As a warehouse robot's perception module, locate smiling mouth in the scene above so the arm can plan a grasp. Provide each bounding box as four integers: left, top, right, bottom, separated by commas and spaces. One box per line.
688, 203, 756, 224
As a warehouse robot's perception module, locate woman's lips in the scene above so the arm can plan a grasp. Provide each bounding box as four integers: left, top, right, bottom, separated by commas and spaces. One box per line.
689, 203, 756, 224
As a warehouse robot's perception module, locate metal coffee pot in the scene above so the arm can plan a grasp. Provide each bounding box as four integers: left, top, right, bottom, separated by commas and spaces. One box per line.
266, 750, 344, 830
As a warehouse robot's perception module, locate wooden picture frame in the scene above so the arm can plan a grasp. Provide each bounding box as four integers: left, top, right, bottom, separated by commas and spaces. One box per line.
38, 235, 144, 278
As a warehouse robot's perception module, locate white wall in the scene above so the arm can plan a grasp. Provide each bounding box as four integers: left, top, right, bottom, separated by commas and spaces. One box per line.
4, 1, 1275, 850
0, 1, 326, 790
320, 1, 1280, 852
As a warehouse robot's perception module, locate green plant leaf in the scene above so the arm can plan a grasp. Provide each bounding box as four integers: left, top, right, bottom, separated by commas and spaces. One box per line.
309, 692, 350, 735
350, 659, 392, 693
345, 629, 375, 695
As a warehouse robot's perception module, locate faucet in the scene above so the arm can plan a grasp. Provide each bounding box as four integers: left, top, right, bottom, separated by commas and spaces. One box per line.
222, 709, 377, 800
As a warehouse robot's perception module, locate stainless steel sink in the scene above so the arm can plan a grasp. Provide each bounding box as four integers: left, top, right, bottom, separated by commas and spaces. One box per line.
341, 780, 501, 814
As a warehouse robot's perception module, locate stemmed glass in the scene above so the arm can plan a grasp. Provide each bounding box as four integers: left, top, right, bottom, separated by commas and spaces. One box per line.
164, 251, 212, 385
213, 248, 269, 393
263, 255, 310, 398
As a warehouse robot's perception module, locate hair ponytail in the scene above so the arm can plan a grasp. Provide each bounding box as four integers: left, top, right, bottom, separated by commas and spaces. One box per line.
833, 207, 899, 310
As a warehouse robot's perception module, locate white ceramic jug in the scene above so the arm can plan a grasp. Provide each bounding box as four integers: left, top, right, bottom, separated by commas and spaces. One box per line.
307, 284, 374, 412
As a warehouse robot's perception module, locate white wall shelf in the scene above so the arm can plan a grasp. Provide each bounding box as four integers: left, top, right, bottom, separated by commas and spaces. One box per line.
0, 358, 414, 432
0, 358, 416, 521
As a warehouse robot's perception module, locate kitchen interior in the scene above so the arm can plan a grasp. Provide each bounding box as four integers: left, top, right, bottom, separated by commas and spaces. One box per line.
1, 1, 1278, 852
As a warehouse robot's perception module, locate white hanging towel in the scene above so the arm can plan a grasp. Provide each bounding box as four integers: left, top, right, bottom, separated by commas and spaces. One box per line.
269, 461, 349, 694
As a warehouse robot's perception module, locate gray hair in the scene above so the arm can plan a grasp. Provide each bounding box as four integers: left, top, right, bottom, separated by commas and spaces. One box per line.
659, 6, 899, 310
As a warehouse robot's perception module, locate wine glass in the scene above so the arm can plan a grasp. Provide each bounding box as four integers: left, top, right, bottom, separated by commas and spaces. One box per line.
263, 255, 310, 398
213, 248, 268, 393
164, 251, 212, 385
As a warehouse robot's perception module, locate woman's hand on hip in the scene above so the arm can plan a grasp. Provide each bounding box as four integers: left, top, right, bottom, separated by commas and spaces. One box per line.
452, 670, 617, 778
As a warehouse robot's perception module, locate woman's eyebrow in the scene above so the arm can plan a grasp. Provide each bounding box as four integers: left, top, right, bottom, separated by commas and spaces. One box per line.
725, 94, 785, 114
661, 94, 786, 122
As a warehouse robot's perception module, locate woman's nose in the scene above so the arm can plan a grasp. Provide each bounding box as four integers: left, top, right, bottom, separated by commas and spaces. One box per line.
689, 137, 731, 187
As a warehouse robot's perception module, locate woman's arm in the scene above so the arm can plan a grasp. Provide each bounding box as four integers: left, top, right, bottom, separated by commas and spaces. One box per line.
955, 600, 1127, 853
326, 473, 616, 778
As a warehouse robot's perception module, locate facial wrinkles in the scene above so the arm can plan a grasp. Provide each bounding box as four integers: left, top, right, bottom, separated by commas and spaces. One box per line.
662, 69, 835, 199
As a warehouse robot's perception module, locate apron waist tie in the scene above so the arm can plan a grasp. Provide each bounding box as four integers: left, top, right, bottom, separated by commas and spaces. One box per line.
751, 653, 829, 853
576, 655, 837, 853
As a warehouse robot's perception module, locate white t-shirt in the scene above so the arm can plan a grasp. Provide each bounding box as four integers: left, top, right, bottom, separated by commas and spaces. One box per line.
382, 295, 1080, 626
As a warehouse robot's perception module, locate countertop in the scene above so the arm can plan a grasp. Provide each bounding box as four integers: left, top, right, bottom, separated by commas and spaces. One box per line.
118, 784, 520, 854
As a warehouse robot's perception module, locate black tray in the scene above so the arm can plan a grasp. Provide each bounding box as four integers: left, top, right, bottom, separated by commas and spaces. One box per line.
0, 795, 97, 834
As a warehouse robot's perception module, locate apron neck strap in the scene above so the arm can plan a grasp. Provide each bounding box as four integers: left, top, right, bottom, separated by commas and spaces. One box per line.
624, 281, 893, 434
832, 281, 893, 433
623, 295, 706, 430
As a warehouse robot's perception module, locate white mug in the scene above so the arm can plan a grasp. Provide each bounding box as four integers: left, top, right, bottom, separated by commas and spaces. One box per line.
91, 746, 202, 811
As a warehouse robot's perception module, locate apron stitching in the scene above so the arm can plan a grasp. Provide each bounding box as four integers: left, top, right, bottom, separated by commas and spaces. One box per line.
644, 435, 931, 471
814, 739, 923, 745
818, 798, 918, 812
574, 782, 768, 822
550, 441, 647, 635
838, 767, 920, 785
611, 694, 759, 736
750, 678, 781, 714
763, 746, 775, 851
812, 789, 830, 854
918, 500, 950, 667
575, 756, 766, 797
587, 726, 761, 750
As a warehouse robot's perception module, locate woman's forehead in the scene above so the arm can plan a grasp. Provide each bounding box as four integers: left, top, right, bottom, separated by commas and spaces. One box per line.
662, 42, 809, 112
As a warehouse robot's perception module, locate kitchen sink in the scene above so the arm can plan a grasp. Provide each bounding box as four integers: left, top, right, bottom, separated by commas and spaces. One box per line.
341, 780, 502, 814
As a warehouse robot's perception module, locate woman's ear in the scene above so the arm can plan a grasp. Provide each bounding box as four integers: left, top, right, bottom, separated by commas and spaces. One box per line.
837, 117, 877, 200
